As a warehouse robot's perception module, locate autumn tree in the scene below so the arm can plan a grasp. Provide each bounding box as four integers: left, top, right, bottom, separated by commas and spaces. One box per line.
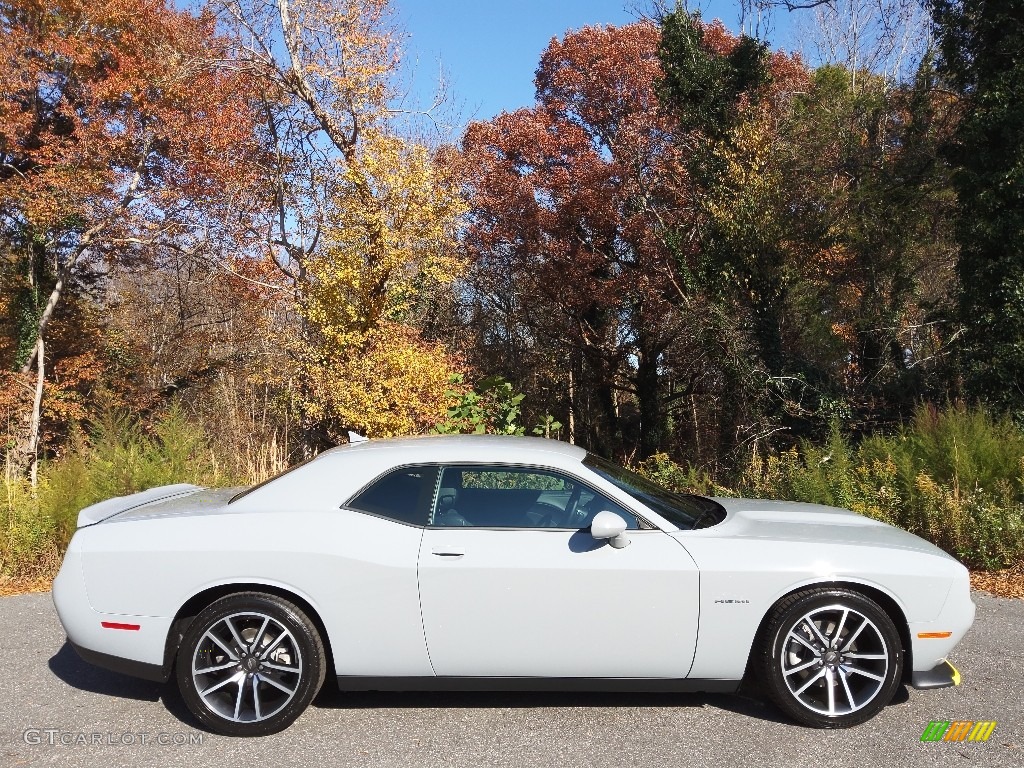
657, 10, 798, 446
458, 22, 691, 458
457, 17, 823, 461
657, 7, 958, 441
300, 131, 467, 438
101, 253, 298, 480
213, 0, 469, 443
784, 61, 959, 427
0, 0, 260, 480
931, 0, 1024, 418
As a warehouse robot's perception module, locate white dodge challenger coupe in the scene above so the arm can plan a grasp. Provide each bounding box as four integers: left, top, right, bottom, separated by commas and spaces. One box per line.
52, 435, 974, 736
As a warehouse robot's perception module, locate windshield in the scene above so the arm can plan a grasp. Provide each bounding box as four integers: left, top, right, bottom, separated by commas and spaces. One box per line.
584, 454, 724, 530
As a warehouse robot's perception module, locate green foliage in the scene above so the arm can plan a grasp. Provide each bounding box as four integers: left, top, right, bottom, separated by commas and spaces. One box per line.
635, 452, 730, 497
531, 415, 563, 439
931, 0, 1024, 417
1, 407, 242, 582
0, 245, 45, 372
434, 374, 527, 435
461, 469, 566, 491
737, 430, 907, 529
13, 286, 41, 371
636, 403, 1024, 570
860, 403, 1024, 494
0, 474, 60, 583
651, 8, 959, 450
657, 8, 770, 139
38, 407, 231, 540
433, 375, 564, 439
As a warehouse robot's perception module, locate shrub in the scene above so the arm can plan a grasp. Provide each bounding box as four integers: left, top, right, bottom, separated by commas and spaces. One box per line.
634, 452, 729, 496
1, 407, 246, 585
0, 469, 60, 585
635, 403, 1024, 570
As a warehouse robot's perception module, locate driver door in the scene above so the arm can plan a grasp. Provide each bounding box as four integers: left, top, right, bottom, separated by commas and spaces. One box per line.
417, 464, 700, 678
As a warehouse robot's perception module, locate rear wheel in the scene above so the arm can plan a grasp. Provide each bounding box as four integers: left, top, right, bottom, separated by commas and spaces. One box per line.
176, 592, 325, 736
759, 588, 903, 728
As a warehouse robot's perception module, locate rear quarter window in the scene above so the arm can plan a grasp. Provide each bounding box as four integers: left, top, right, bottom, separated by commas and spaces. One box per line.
347, 467, 437, 526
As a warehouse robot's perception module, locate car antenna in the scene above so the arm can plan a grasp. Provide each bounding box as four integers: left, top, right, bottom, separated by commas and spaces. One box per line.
347, 431, 369, 443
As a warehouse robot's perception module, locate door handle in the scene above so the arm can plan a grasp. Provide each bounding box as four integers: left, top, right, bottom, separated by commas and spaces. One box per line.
431, 549, 465, 558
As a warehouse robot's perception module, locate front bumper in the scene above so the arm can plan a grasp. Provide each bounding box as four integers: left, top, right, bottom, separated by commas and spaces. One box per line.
911, 659, 962, 690
908, 570, 975, 675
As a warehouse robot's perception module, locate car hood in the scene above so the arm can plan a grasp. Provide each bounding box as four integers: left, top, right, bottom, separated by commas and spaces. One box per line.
76, 484, 242, 527
691, 497, 957, 560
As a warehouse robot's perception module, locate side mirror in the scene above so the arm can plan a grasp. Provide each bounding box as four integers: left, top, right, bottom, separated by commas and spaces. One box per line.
590, 511, 631, 549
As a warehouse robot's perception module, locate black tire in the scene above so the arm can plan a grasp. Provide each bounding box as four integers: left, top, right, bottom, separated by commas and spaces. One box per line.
176, 592, 326, 736
758, 588, 903, 728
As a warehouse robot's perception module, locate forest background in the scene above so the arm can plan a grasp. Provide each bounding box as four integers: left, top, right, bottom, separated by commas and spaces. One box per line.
1, 0, 1022, 590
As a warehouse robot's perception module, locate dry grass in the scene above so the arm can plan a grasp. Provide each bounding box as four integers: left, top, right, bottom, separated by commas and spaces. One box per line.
0, 573, 54, 597
0, 546, 60, 596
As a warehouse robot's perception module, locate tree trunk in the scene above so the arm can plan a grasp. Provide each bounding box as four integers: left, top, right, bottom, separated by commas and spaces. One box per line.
27, 336, 44, 487
17, 263, 68, 484
591, 356, 622, 457
19, 266, 67, 374
636, 340, 664, 459
16, 137, 150, 479
567, 364, 576, 445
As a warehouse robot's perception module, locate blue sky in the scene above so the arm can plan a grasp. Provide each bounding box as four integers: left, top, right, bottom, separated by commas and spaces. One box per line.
394, 1, 764, 126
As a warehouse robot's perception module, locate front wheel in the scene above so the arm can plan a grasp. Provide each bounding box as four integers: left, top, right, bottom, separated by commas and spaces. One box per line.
758, 588, 903, 728
176, 592, 326, 736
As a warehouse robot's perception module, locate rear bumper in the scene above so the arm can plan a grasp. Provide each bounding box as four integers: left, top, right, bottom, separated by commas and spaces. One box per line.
69, 641, 169, 683
52, 537, 173, 678
911, 659, 962, 690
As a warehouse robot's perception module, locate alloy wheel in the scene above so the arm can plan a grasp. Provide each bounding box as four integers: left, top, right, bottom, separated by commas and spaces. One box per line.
780, 604, 889, 717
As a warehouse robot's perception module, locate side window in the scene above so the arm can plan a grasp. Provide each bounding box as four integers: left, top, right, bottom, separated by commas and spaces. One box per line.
347, 467, 436, 526
573, 486, 638, 530
431, 465, 638, 530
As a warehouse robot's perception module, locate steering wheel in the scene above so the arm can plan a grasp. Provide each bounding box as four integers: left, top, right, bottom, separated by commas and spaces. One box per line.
564, 483, 587, 526
538, 483, 585, 528
532, 501, 568, 528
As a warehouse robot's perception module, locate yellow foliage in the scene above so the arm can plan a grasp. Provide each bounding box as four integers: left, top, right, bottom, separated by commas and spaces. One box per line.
304, 322, 461, 438
298, 128, 468, 437
704, 111, 784, 238
847, 458, 902, 525
302, 128, 467, 347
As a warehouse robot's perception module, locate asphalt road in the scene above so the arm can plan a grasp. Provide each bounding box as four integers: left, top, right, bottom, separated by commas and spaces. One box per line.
0, 591, 1020, 768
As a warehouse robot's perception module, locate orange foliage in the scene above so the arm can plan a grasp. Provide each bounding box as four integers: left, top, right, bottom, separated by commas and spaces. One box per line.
0, 0, 261, 235
0, 0, 266, 462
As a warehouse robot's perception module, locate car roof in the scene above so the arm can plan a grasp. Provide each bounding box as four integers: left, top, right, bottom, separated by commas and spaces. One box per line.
230, 435, 595, 513
323, 434, 588, 463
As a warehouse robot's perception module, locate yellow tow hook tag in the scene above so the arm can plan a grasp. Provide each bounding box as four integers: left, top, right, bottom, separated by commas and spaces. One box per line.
945, 660, 962, 686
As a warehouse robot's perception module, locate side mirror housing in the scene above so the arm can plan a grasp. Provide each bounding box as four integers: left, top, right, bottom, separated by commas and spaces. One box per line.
590, 511, 631, 548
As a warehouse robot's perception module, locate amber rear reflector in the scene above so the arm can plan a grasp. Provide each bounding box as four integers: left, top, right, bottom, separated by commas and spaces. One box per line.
917, 631, 952, 639
100, 621, 141, 631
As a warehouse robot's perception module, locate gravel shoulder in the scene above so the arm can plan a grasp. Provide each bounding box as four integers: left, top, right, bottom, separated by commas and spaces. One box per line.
1, 591, 1020, 768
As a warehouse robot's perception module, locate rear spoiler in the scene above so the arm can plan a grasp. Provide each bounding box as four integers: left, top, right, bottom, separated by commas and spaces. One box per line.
77, 484, 202, 528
